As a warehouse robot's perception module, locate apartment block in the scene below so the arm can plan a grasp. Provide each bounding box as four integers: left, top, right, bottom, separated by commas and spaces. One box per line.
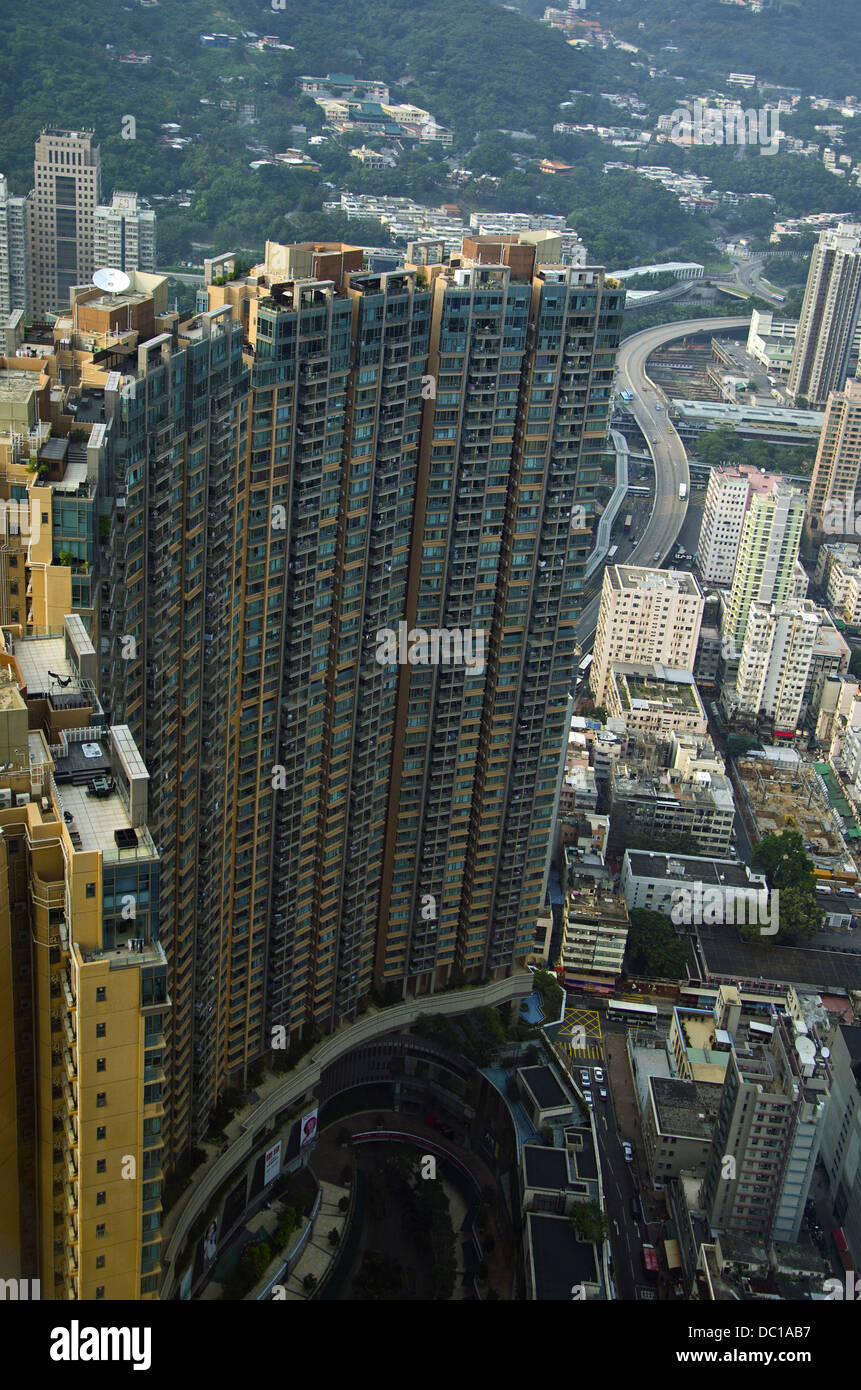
701, 1012, 830, 1245
697, 465, 759, 586
806, 606, 850, 703
90, 242, 621, 1152
723, 478, 805, 649
93, 193, 157, 275
693, 592, 722, 689
642, 1077, 722, 1188
815, 542, 861, 621
556, 879, 628, 990
819, 1023, 861, 1268
805, 377, 861, 541
609, 737, 736, 857
590, 565, 704, 707
0, 175, 30, 318
787, 223, 861, 407
29, 130, 102, 319
605, 661, 707, 736
0, 625, 164, 1301
731, 599, 820, 734
0, 233, 624, 1256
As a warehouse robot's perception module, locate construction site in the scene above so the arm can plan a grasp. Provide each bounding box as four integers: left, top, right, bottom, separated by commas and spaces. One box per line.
732, 749, 860, 881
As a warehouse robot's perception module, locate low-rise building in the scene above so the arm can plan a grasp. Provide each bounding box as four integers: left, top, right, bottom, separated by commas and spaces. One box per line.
606, 661, 707, 735
621, 849, 768, 921
557, 880, 628, 991
642, 1077, 722, 1188
609, 737, 736, 857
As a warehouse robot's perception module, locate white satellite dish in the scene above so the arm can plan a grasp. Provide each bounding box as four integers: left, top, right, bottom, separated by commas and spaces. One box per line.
93, 266, 131, 294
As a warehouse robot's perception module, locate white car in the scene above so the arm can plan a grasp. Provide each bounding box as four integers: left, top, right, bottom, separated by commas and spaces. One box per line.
580, 1070, 590, 1083
594, 1069, 604, 1084
622, 1141, 633, 1162
582, 1090, 593, 1105
599, 1088, 608, 1101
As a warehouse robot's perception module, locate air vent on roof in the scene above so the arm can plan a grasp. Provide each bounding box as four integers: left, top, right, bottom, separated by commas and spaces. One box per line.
114, 828, 137, 849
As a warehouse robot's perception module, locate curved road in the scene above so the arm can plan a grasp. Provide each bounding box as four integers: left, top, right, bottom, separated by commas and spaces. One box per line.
577, 314, 750, 649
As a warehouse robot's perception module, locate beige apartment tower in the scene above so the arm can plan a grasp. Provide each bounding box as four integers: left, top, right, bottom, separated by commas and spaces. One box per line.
805, 377, 861, 541
590, 565, 704, 707
787, 223, 861, 408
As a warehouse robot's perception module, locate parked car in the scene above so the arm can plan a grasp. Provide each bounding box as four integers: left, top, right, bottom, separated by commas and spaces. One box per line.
599, 1087, 608, 1100
622, 1141, 633, 1162
594, 1069, 604, 1084
582, 1090, 593, 1105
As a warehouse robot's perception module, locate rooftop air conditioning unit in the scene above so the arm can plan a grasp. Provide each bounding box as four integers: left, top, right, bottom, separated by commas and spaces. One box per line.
15, 793, 29, 806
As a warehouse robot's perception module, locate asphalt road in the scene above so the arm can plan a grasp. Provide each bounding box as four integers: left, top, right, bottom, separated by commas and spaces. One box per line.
577, 314, 750, 651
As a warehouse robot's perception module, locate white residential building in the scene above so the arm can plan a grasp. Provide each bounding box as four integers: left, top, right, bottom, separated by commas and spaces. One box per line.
0, 175, 29, 317
590, 565, 704, 706
733, 599, 820, 733
723, 477, 806, 647
620, 849, 768, 919
697, 465, 758, 586
93, 192, 157, 274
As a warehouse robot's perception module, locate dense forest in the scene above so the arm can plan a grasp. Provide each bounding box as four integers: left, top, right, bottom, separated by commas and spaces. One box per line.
1, 0, 858, 269
571, 0, 861, 94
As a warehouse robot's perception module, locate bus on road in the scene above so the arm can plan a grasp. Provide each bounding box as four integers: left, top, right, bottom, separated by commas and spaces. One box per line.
608, 999, 659, 1026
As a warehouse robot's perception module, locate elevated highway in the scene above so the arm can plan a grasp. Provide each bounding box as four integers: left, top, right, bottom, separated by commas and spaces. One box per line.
577, 314, 749, 650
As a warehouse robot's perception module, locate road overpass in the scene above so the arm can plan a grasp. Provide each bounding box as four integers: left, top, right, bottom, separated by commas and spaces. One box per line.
576, 314, 750, 650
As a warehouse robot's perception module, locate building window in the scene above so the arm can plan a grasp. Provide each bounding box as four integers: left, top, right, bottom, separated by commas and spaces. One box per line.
96, 1023, 106, 1038
96, 1255, 105, 1269
96, 1159, 106, 1174
97, 1058, 106, 1072
96, 987, 106, 1001
96, 1125, 106, 1140
96, 1286, 105, 1300
97, 1191, 106, 1205
96, 1092, 106, 1107
86, 883, 96, 898
96, 1224, 105, 1238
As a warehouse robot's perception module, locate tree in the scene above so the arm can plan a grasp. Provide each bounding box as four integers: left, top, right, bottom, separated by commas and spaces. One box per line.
626, 907, 689, 978
569, 1199, 609, 1245
751, 829, 815, 890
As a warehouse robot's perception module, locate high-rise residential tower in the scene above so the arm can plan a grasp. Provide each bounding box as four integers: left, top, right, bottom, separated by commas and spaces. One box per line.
702, 1012, 829, 1245
0, 627, 164, 1302
697, 465, 783, 588
0, 175, 30, 318
29, 129, 101, 319
95, 240, 623, 1154
732, 598, 820, 734
787, 222, 861, 407
1, 240, 623, 1272
93, 193, 157, 275
723, 477, 805, 648
590, 565, 704, 707
805, 376, 861, 540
